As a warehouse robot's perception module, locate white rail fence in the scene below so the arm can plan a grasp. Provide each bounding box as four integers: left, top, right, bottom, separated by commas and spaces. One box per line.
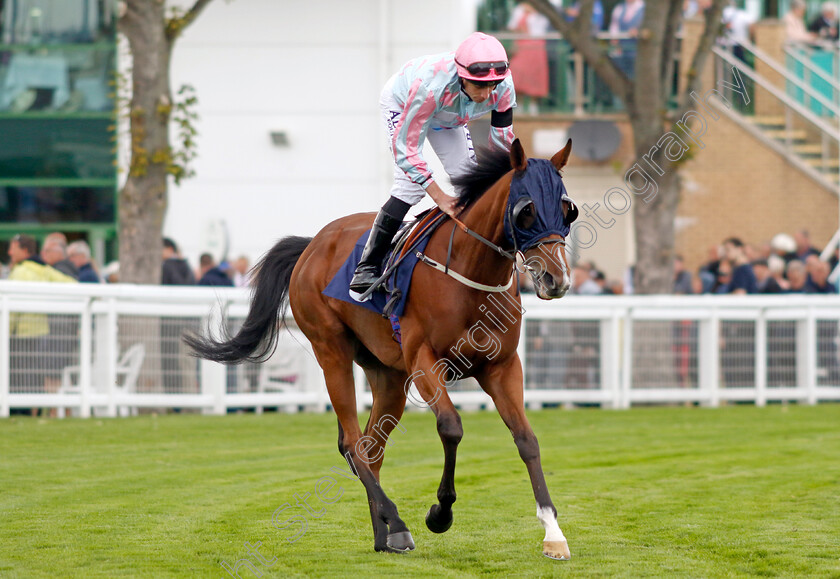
2, 281, 840, 417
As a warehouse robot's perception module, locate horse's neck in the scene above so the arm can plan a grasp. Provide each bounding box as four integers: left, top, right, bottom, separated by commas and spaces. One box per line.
452, 178, 512, 284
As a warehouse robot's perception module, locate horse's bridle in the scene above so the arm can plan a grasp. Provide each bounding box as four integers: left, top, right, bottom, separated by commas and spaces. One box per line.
446, 211, 568, 286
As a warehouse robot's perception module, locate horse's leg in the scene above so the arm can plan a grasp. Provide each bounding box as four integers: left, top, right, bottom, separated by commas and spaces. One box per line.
358, 366, 408, 551
477, 356, 571, 560
361, 366, 408, 480
407, 345, 464, 534
316, 342, 414, 553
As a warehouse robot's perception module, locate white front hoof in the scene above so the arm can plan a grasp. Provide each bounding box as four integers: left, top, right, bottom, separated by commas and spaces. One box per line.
543, 539, 571, 560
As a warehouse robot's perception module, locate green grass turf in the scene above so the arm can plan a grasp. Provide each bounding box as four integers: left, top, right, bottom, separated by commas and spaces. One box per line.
1, 405, 839, 578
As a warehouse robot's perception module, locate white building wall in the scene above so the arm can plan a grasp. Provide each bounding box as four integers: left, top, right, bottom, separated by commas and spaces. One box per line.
166, 0, 478, 265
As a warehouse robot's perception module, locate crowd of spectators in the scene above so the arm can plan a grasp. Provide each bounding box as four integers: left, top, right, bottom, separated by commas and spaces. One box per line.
523, 229, 837, 297
1, 233, 255, 413
1, 233, 253, 289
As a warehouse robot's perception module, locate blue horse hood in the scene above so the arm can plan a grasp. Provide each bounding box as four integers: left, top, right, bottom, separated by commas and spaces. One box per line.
504, 159, 578, 250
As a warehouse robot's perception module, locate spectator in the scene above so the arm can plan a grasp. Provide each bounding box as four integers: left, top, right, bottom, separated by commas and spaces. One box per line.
793, 229, 819, 261
508, 2, 550, 115
783, 0, 818, 44
768, 255, 790, 291
571, 264, 602, 295
690, 273, 704, 295
608, 0, 645, 79
714, 259, 733, 293
805, 260, 836, 293
770, 233, 797, 264
102, 261, 120, 283
607, 279, 625, 294
66, 240, 101, 283
6, 234, 76, 415
197, 253, 213, 281
565, 0, 605, 33
786, 260, 808, 293
593, 270, 611, 293
673, 255, 694, 294
162, 238, 195, 285
753, 259, 783, 293
698, 244, 721, 292
43, 232, 79, 279
41, 239, 79, 280
721, 0, 755, 63
808, 2, 838, 41
232, 255, 251, 288
754, 241, 772, 261
198, 253, 234, 287
720, 237, 757, 294
160, 238, 197, 396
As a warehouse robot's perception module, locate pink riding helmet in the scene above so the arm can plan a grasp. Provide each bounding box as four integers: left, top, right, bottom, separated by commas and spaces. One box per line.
454, 32, 510, 82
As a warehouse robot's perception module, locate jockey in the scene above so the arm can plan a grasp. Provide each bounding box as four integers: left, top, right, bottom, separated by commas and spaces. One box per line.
349, 32, 517, 300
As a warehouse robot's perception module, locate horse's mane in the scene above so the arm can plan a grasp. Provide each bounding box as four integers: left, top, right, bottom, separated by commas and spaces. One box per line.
452, 147, 513, 209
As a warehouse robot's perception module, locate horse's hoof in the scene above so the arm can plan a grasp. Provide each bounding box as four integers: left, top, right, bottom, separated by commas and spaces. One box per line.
543, 539, 571, 560
385, 531, 415, 552
425, 504, 453, 534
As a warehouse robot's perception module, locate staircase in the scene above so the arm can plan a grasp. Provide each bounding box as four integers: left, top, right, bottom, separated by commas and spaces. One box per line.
712, 43, 839, 195
746, 116, 840, 186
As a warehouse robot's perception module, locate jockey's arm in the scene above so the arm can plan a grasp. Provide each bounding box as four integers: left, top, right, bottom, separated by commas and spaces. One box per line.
488, 81, 517, 151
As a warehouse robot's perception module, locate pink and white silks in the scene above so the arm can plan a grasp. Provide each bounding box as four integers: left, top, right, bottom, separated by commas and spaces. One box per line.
380, 51, 517, 205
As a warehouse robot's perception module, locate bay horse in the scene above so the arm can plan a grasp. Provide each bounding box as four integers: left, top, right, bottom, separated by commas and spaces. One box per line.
186, 139, 578, 559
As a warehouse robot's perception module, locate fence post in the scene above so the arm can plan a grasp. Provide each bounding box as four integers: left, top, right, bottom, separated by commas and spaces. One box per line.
699, 311, 720, 407
601, 313, 621, 409
201, 304, 227, 415
201, 359, 226, 415
619, 307, 632, 409
78, 298, 93, 418
105, 298, 118, 418
755, 309, 767, 407
0, 295, 9, 418
800, 308, 817, 405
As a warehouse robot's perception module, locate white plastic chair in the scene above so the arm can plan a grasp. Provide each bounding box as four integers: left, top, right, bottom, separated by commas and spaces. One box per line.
255, 331, 310, 414
58, 343, 146, 417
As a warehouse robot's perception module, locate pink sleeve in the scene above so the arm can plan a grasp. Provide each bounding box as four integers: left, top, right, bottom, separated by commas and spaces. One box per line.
392, 79, 438, 187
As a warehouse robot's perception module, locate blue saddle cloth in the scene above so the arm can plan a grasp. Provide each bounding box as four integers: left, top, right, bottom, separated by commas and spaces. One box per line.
323, 229, 431, 318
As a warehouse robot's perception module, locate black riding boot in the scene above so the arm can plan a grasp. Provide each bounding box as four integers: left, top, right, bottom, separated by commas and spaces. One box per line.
349, 198, 410, 299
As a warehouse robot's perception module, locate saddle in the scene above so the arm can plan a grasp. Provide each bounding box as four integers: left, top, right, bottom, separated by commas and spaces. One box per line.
322, 208, 449, 322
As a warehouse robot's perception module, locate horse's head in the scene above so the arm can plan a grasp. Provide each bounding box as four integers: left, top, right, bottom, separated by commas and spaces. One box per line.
505, 139, 578, 300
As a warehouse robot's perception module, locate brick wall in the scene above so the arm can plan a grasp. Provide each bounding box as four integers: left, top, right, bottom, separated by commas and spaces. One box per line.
676, 111, 838, 272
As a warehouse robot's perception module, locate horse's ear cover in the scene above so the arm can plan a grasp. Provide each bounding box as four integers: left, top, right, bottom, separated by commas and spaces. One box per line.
510, 139, 528, 172
550, 139, 573, 173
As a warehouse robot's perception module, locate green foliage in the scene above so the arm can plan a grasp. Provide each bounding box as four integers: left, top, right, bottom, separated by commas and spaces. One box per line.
165, 5, 190, 40
128, 107, 148, 178
169, 84, 199, 185
1, 406, 839, 577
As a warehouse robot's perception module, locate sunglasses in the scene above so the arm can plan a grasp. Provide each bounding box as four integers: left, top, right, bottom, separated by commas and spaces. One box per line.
456, 59, 509, 77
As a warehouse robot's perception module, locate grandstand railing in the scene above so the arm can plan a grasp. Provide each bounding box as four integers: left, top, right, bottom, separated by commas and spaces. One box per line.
1, 281, 839, 417
489, 31, 680, 115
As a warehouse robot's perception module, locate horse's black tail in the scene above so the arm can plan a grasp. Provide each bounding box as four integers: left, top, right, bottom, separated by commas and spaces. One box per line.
184, 236, 313, 364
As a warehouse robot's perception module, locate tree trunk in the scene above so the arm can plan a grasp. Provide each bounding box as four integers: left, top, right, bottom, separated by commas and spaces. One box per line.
119, 1, 174, 285
630, 122, 681, 295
